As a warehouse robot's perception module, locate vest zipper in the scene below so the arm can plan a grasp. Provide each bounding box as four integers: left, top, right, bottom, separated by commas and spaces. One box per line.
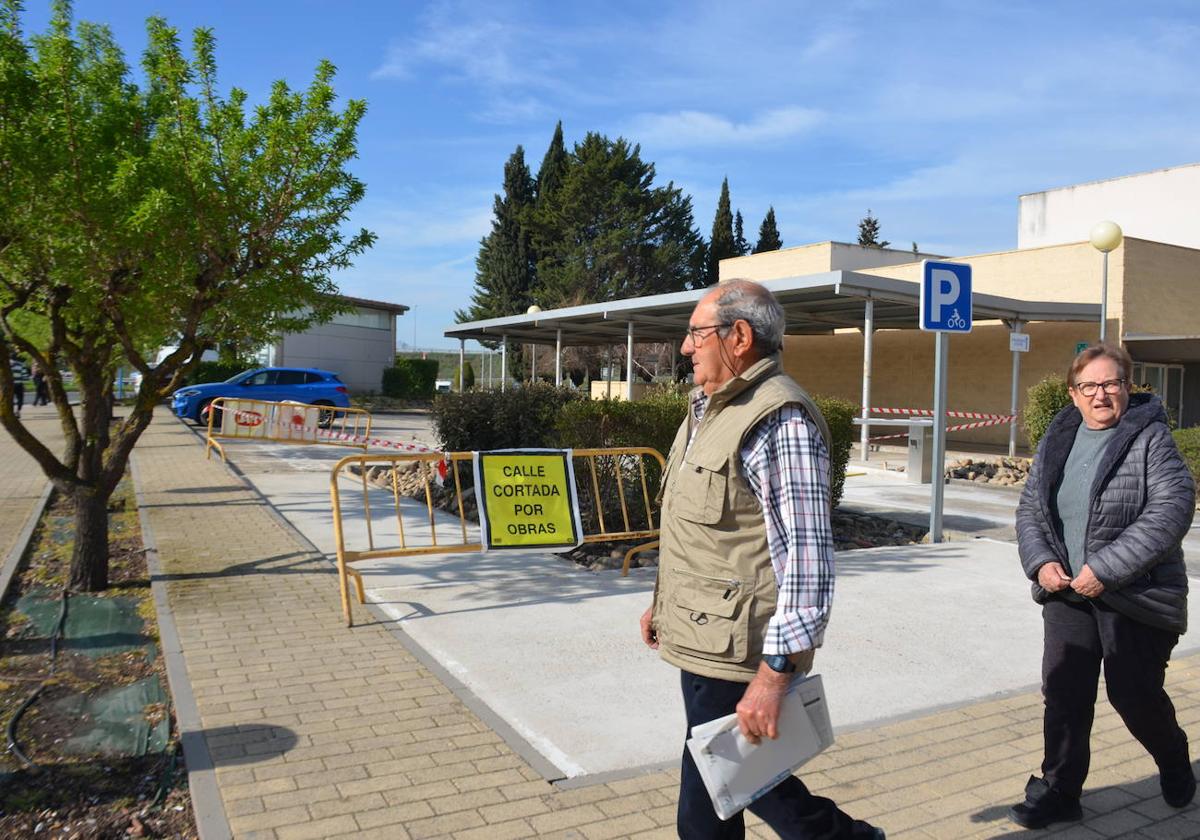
673, 567, 742, 599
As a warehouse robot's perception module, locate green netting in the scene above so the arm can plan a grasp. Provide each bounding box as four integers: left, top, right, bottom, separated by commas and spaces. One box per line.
50, 677, 169, 756
14, 589, 154, 660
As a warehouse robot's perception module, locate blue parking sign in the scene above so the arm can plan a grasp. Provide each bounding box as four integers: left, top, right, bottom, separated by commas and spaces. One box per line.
920, 261, 972, 332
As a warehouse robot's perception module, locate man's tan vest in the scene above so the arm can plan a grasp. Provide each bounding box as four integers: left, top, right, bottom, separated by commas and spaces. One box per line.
652, 356, 831, 682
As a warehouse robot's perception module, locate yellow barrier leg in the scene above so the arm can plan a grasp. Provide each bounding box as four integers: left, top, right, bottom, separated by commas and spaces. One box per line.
337, 552, 354, 627
623, 540, 659, 577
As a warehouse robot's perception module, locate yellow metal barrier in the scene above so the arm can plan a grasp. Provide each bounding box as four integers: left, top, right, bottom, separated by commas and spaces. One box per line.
204, 397, 372, 462
329, 447, 665, 626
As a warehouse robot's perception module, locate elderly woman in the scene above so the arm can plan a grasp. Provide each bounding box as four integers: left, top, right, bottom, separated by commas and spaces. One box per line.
1011, 343, 1196, 828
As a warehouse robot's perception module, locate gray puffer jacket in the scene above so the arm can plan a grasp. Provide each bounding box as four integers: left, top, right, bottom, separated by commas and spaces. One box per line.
1017, 393, 1196, 634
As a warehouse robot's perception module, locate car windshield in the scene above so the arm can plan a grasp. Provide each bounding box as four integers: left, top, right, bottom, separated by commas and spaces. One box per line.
225, 370, 254, 383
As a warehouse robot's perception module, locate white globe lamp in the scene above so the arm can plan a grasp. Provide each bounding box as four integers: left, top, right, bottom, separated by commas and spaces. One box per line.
1089, 221, 1123, 342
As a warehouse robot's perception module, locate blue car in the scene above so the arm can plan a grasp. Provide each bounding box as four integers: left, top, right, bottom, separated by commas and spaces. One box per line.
171, 367, 351, 425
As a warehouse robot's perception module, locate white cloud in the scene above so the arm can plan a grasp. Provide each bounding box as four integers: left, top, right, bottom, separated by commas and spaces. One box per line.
360, 199, 493, 251
624, 107, 825, 150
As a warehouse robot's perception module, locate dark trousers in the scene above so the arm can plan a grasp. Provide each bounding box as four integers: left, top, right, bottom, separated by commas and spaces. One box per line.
1041, 597, 1190, 798
678, 670, 878, 839
12, 382, 23, 412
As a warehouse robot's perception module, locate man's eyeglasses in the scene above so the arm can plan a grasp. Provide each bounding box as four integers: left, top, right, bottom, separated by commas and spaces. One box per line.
1072, 379, 1126, 397
684, 323, 730, 343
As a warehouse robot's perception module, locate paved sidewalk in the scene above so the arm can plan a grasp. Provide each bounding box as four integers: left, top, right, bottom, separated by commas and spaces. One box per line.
2, 411, 1195, 838
0, 407, 63, 569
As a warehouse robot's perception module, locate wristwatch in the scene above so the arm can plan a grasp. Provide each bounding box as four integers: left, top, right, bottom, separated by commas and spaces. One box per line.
762, 654, 796, 674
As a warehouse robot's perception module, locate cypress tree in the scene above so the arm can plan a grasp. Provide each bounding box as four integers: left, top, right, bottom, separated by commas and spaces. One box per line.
535, 121, 568, 209
754, 206, 783, 253
458, 146, 536, 322
857, 209, 890, 248
734, 210, 749, 256
706, 177, 736, 283
530, 132, 703, 305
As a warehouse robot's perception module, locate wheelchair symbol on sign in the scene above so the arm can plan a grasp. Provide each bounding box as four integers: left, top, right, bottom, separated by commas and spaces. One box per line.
946, 309, 967, 329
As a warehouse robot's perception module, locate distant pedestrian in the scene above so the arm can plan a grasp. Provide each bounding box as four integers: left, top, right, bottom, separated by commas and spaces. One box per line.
1011, 342, 1196, 829
10, 358, 30, 417
32, 364, 49, 406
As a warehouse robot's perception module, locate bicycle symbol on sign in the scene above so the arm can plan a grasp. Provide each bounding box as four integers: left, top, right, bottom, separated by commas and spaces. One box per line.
946, 309, 967, 329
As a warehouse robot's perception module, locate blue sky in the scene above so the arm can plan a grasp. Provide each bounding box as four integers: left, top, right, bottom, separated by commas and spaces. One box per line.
24, 1, 1200, 350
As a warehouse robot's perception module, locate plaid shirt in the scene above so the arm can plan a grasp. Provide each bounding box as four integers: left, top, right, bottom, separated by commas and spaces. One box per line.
689, 391, 834, 655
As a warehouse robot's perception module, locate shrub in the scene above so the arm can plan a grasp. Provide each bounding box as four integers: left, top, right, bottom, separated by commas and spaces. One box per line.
1024, 375, 1071, 449
431, 383, 582, 452
453, 360, 475, 390
1175, 427, 1200, 487
552, 387, 688, 527
382, 358, 439, 398
811, 395, 856, 509
183, 360, 252, 386
554, 385, 687, 458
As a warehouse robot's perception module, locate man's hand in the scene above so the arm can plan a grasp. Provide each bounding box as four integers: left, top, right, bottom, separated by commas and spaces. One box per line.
1037, 562, 1072, 592
1071, 564, 1105, 598
736, 663, 791, 745
639, 606, 658, 649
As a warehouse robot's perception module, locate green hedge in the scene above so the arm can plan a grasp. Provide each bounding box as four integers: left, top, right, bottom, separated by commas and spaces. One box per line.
382, 358, 439, 398
1024, 375, 1071, 449
183, 360, 252, 386
431, 383, 583, 452
1175, 427, 1200, 488
811, 395, 857, 509
454, 360, 475, 390
432, 384, 856, 513
554, 386, 687, 458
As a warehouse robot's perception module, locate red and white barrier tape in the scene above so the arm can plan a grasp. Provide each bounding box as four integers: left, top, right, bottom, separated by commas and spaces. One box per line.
866, 411, 1015, 442
867, 406, 1015, 421
218, 410, 450, 482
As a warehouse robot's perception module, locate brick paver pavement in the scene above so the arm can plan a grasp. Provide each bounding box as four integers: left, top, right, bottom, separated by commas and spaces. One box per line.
0, 407, 63, 566
68, 412, 1200, 838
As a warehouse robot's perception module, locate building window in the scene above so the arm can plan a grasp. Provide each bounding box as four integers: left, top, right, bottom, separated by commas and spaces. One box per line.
1131, 362, 1185, 426
330, 306, 392, 330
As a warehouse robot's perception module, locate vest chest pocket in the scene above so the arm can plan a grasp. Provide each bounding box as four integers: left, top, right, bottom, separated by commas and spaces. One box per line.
663, 569, 752, 662
670, 456, 727, 524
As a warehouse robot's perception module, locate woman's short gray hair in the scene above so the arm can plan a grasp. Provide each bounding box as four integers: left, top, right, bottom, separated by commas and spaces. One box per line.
712, 279, 785, 354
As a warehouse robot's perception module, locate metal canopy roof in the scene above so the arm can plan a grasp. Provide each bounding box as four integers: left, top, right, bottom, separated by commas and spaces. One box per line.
443, 270, 1102, 347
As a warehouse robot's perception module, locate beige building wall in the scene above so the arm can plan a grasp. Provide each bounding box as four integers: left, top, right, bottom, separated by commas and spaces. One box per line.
724, 237, 1200, 442
720, 241, 942, 281
1120, 238, 1200, 337
781, 321, 1100, 450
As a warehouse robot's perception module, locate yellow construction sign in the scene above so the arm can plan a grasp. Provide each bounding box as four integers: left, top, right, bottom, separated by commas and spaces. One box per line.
473, 450, 583, 551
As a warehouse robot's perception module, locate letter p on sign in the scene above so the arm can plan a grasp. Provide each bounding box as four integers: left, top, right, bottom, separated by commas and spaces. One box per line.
920, 260, 972, 332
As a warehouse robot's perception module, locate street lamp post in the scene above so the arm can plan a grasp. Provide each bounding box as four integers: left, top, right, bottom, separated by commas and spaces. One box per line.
1089, 221, 1123, 343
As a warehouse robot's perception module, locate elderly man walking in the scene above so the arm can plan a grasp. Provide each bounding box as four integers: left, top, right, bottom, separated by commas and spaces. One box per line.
640, 280, 883, 839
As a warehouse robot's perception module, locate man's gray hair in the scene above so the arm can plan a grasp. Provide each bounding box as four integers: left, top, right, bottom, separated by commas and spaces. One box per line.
711, 279, 785, 354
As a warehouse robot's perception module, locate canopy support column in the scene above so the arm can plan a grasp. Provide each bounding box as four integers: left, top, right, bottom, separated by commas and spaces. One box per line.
1008, 319, 1024, 457
860, 297, 875, 461
555, 329, 562, 386
626, 322, 634, 401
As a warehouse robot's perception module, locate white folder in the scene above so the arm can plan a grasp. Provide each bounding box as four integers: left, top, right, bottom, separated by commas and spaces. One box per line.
685, 673, 834, 821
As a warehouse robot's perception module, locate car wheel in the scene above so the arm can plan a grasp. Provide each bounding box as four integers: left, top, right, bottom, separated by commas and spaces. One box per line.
196, 399, 222, 428
314, 401, 336, 429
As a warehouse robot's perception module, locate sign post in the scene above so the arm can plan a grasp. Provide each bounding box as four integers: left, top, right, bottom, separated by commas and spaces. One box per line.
920, 260, 973, 542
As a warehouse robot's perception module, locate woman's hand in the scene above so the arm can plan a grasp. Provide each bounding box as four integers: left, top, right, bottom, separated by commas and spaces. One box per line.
1070, 564, 1105, 598
1037, 562, 1073, 592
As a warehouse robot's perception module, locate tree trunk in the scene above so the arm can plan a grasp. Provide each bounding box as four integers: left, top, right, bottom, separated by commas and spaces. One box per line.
68, 487, 109, 592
